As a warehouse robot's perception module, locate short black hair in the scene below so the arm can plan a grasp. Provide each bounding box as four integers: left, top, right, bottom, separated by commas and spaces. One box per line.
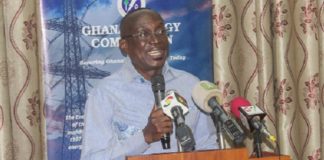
119, 8, 162, 38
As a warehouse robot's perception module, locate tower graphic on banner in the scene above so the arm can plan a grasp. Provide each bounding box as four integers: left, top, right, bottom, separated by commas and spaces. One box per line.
45, 0, 110, 159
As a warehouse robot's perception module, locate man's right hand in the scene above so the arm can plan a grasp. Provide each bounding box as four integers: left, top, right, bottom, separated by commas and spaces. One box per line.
143, 105, 173, 144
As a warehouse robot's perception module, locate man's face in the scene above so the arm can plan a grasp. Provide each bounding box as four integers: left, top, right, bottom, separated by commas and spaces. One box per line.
120, 11, 169, 75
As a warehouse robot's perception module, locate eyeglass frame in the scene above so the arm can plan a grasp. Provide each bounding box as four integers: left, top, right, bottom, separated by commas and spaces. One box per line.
121, 28, 169, 41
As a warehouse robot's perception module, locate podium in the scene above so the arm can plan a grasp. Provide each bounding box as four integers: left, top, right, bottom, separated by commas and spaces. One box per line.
126, 148, 290, 160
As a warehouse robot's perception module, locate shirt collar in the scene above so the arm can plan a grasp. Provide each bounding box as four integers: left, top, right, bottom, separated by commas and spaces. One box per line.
121, 57, 175, 83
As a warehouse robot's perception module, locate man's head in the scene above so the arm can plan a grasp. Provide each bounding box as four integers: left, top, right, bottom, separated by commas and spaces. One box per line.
119, 8, 169, 80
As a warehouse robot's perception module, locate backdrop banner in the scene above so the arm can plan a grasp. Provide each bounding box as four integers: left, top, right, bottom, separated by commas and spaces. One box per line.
40, 0, 213, 159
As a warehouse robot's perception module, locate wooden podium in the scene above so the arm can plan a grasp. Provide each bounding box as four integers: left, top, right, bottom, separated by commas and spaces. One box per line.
126, 148, 290, 160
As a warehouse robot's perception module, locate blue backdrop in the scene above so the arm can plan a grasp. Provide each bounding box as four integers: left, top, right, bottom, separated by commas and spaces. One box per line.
40, 0, 213, 159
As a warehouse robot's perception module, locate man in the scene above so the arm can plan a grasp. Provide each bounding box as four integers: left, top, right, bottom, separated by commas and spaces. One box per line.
81, 8, 217, 160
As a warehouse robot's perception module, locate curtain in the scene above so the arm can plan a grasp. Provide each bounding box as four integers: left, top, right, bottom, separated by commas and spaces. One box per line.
0, 0, 323, 160
212, 0, 323, 160
0, 0, 46, 160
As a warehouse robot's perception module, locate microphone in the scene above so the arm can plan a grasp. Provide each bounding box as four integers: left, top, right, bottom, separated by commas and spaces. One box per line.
151, 74, 170, 149
160, 90, 189, 119
230, 97, 276, 143
161, 90, 195, 151
192, 81, 245, 146
151, 74, 165, 109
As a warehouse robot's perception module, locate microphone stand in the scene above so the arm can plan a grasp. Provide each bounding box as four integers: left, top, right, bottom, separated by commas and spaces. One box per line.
211, 113, 225, 149
177, 141, 183, 152
172, 106, 195, 152
253, 129, 263, 158
175, 126, 196, 152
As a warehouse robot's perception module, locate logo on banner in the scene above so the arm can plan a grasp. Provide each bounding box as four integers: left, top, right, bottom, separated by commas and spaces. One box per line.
117, 0, 146, 17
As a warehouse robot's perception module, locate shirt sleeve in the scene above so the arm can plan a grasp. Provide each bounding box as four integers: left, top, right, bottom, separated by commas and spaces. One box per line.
193, 110, 219, 150
80, 88, 150, 160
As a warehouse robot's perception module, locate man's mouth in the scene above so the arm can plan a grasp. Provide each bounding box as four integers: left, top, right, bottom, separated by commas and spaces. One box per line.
148, 50, 163, 58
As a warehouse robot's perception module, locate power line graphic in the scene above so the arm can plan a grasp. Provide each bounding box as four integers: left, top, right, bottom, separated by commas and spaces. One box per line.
44, 0, 110, 159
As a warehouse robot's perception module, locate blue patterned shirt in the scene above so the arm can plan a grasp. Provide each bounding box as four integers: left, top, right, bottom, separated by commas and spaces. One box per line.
81, 57, 218, 160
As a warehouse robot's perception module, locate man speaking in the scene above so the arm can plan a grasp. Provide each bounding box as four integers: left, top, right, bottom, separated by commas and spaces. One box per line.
81, 8, 218, 160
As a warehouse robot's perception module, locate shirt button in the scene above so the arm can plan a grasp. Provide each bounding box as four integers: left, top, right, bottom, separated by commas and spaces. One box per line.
140, 78, 145, 83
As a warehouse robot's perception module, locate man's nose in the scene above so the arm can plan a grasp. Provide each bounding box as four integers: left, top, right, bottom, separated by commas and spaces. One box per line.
149, 32, 160, 43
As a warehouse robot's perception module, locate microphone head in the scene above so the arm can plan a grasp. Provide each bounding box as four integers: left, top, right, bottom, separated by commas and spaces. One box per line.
192, 81, 222, 113
230, 97, 251, 118
151, 74, 165, 92
161, 90, 189, 119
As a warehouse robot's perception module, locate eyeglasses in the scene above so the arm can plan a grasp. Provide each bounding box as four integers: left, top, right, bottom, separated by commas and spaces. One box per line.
122, 28, 169, 41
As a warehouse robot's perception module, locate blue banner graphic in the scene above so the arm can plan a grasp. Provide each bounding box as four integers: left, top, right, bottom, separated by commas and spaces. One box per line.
40, 0, 213, 159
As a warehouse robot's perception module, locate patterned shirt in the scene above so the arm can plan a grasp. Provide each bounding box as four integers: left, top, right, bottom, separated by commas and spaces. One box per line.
80, 57, 218, 160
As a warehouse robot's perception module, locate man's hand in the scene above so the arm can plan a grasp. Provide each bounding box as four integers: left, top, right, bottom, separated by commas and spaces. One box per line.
143, 105, 173, 144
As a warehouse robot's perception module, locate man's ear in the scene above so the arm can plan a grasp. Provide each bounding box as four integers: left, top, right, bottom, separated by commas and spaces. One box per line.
119, 38, 128, 57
